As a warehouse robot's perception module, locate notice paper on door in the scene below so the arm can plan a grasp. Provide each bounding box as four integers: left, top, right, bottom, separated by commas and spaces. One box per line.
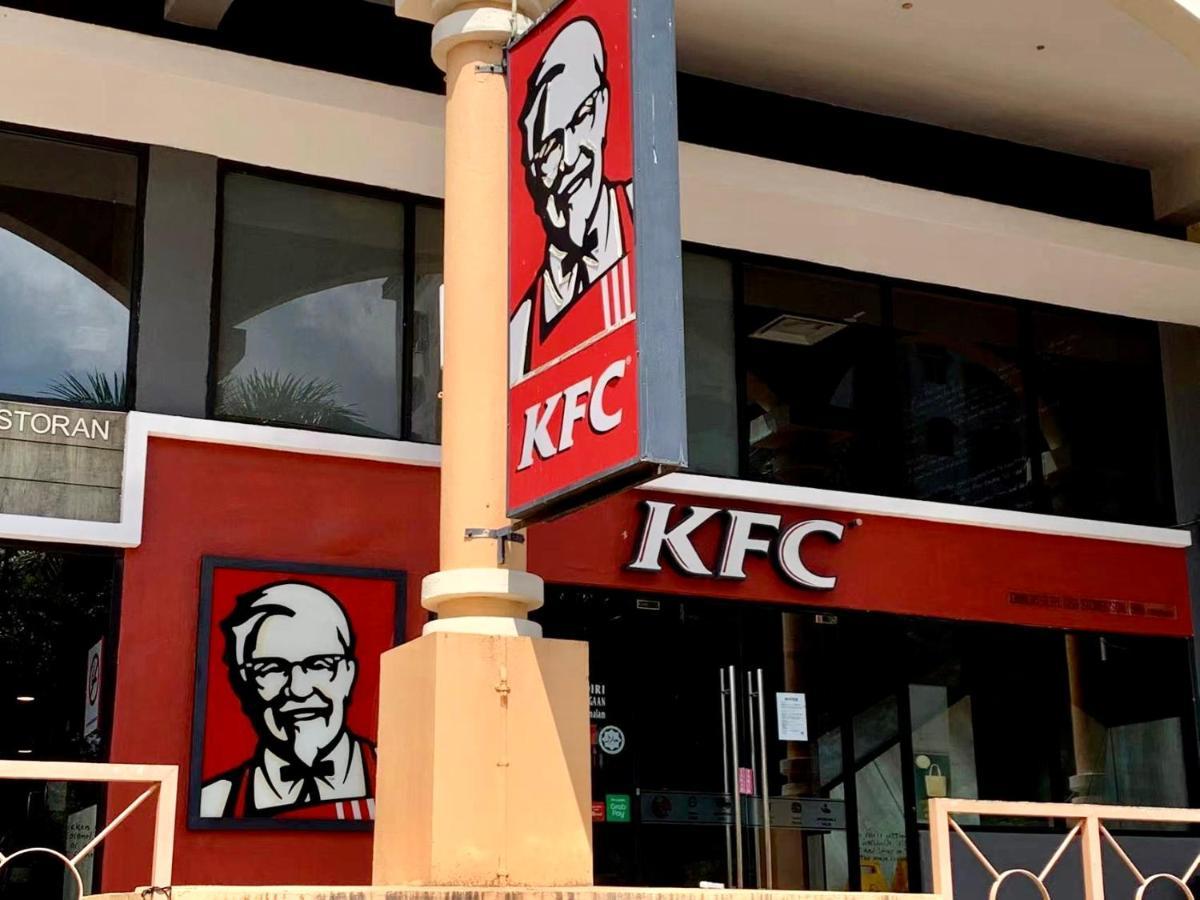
776, 692, 809, 741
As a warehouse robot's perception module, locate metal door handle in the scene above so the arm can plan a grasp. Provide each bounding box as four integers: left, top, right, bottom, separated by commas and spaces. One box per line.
727, 664, 744, 888
756, 668, 774, 888
718, 667, 733, 887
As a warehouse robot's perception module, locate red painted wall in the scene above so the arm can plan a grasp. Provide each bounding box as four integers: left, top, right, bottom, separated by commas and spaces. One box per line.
103, 440, 1191, 891
103, 438, 438, 892
529, 490, 1194, 637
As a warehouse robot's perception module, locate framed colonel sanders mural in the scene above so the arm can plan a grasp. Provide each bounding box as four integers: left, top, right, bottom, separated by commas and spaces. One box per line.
189, 558, 405, 830
507, 0, 687, 524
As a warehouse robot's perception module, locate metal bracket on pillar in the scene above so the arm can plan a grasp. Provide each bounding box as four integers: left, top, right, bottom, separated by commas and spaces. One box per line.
465, 525, 525, 564
476, 62, 506, 75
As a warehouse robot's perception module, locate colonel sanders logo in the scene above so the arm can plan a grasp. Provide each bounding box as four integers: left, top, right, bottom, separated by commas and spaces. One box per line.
199, 582, 376, 821
509, 16, 635, 385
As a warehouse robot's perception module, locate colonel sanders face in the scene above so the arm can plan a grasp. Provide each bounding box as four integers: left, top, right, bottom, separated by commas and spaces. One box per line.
225, 583, 358, 767
521, 18, 611, 253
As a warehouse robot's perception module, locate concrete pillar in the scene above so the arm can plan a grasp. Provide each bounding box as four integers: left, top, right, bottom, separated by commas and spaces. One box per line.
417, 0, 547, 638
1065, 634, 1107, 802
373, 0, 592, 886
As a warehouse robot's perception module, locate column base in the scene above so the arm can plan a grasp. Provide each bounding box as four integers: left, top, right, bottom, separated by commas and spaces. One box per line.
372, 631, 592, 886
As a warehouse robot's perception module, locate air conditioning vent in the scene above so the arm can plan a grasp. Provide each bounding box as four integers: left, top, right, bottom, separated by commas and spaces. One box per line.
750, 314, 846, 346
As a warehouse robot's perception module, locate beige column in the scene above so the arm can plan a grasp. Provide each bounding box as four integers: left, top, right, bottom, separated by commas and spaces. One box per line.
418, 0, 547, 637
1065, 634, 1107, 803
373, 0, 593, 886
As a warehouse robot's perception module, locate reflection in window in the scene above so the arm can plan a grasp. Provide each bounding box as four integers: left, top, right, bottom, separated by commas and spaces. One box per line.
409, 206, 444, 443
893, 290, 1031, 510
214, 174, 408, 438
742, 265, 889, 493
0, 131, 137, 408
683, 252, 738, 475
1035, 311, 1171, 525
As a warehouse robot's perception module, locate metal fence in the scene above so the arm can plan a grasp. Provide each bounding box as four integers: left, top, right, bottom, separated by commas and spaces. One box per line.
930, 798, 1200, 900
0, 760, 176, 897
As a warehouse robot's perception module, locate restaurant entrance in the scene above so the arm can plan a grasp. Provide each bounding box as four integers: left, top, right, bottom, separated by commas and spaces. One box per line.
0, 542, 120, 898
536, 588, 852, 890
534, 586, 1198, 892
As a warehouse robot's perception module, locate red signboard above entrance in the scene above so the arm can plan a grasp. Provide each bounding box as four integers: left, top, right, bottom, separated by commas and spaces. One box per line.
507, 0, 686, 524
530, 489, 1194, 638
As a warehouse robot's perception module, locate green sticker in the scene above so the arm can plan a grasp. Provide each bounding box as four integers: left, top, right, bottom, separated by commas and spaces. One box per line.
606, 793, 632, 823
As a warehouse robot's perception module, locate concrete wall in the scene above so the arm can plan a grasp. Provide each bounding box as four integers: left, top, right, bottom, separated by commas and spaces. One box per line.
0, 400, 124, 521
134, 147, 218, 417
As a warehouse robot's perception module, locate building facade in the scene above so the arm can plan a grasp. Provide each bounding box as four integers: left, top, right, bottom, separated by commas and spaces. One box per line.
0, 0, 1199, 896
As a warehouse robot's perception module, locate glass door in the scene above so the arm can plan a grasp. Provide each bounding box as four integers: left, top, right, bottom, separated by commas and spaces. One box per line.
731, 607, 850, 891
536, 589, 851, 890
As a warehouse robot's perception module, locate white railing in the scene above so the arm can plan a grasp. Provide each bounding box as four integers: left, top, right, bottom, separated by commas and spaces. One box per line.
930, 798, 1200, 900
0, 760, 176, 897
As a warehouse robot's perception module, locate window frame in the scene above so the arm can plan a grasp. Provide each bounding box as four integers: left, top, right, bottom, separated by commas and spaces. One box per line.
206, 161, 443, 442
0, 121, 147, 413
683, 240, 1178, 527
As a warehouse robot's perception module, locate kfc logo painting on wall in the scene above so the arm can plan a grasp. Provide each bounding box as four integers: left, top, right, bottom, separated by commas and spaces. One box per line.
189, 558, 405, 830
508, 0, 686, 523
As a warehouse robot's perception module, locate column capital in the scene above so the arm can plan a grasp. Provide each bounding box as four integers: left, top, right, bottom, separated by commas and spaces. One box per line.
430, 5, 531, 71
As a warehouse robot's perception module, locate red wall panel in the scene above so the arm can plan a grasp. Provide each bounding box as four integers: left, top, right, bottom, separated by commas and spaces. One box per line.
103, 438, 438, 892
104, 439, 1190, 891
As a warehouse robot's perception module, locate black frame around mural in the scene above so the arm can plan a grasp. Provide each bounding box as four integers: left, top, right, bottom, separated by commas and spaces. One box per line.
188, 556, 406, 832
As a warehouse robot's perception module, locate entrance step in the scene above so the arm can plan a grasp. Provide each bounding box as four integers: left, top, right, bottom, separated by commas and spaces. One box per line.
91, 889, 935, 900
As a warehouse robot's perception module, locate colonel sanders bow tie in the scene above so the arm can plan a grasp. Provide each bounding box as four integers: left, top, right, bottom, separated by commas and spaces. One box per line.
280, 759, 336, 804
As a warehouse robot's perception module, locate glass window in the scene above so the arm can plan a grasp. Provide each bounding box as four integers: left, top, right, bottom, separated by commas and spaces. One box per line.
409, 206, 444, 443
213, 173, 408, 438
0, 131, 138, 408
1034, 311, 1171, 525
0, 543, 118, 898
893, 289, 1032, 510
742, 265, 890, 493
683, 252, 738, 475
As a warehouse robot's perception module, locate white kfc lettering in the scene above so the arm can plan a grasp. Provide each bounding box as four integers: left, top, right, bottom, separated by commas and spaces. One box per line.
517, 394, 561, 470
777, 520, 845, 590
516, 359, 627, 471
628, 501, 721, 576
589, 359, 625, 433
628, 501, 845, 590
558, 377, 592, 452
717, 510, 782, 579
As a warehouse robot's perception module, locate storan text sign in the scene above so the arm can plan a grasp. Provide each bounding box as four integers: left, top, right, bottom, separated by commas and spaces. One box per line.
0, 400, 125, 522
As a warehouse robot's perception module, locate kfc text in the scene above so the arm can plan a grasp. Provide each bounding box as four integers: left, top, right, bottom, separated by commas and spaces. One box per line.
517, 358, 626, 470
628, 500, 846, 590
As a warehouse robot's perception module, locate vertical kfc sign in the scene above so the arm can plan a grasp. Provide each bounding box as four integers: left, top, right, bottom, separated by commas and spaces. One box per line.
507, 0, 686, 523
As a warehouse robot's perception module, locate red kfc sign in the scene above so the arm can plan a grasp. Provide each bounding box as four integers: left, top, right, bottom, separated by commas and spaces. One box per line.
507, 0, 685, 523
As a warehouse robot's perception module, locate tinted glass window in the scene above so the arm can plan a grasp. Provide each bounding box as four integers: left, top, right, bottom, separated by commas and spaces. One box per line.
0, 543, 118, 898
214, 173, 408, 438
0, 131, 137, 408
683, 252, 738, 476
693, 250, 1175, 525
742, 265, 889, 493
409, 206, 444, 443
893, 289, 1031, 510
1034, 310, 1170, 524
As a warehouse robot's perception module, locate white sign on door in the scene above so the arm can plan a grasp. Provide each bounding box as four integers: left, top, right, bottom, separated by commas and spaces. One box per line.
63, 804, 98, 899
83, 639, 103, 739
775, 691, 808, 742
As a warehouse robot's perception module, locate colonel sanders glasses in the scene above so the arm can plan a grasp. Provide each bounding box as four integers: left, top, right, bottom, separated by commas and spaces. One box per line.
240, 654, 349, 693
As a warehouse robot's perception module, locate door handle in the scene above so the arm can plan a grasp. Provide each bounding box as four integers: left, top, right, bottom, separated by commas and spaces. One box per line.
756, 667, 774, 889
718, 667, 734, 887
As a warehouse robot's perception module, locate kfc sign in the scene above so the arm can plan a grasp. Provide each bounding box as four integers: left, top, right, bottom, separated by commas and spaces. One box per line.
628, 501, 846, 590
507, 0, 686, 523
